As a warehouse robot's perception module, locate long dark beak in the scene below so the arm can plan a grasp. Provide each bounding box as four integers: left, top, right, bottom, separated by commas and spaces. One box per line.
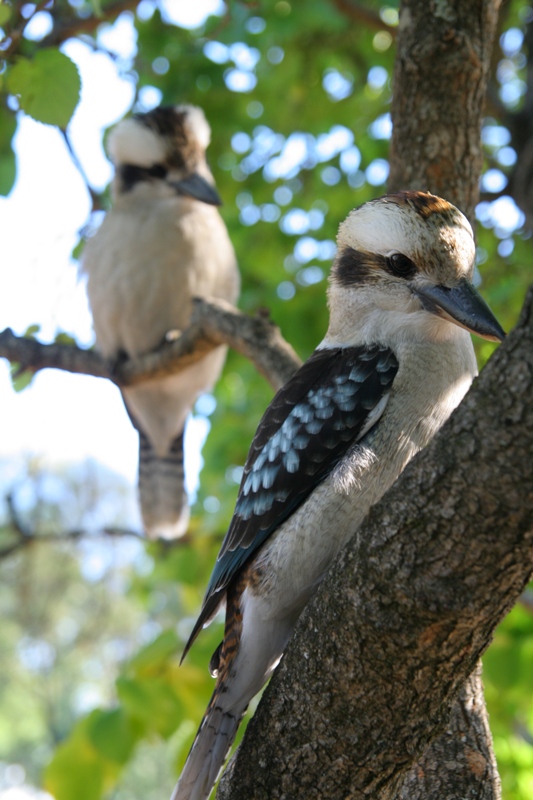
169, 172, 222, 206
414, 278, 505, 342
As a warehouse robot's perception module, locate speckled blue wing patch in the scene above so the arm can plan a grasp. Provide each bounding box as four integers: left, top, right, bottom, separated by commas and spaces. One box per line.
183, 343, 398, 656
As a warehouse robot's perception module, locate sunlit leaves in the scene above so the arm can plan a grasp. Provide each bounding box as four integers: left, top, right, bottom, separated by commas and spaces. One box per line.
87, 709, 141, 764
0, 103, 17, 195
6, 49, 81, 128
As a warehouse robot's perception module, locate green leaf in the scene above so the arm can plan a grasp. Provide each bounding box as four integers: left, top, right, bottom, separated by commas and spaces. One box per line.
6, 49, 81, 128
116, 676, 183, 738
127, 629, 180, 674
54, 331, 77, 345
44, 722, 107, 800
24, 324, 41, 339
0, 4, 12, 26
71, 236, 85, 261
88, 0, 103, 16
87, 708, 141, 765
9, 364, 34, 393
0, 103, 17, 195
8, 326, 41, 390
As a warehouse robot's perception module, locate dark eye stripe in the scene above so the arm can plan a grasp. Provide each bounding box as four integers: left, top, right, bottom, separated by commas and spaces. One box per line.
334, 246, 387, 286
333, 246, 418, 286
119, 163, 168, 192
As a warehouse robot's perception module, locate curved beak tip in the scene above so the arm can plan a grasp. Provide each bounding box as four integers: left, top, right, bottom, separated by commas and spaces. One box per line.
170, 172, 222, 206
415, 279, 505, 343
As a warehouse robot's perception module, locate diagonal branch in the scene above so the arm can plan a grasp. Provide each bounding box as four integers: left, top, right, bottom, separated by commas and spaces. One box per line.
217, 284, 533, 800
331, 0, 397, 35
0, 298, 302, 393
0, 492, 147, 560
41, 0, 140, 48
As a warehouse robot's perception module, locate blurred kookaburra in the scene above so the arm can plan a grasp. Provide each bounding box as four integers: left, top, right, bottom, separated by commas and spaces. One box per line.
83, 105, 240, 539
171, 191, 505, 800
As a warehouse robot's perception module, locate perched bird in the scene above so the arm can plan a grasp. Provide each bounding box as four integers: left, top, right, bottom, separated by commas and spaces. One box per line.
83, 105, 240, 539
172, 191, 505, 800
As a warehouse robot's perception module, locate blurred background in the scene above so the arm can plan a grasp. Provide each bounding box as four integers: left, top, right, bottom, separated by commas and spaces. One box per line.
0, 1, 532, 798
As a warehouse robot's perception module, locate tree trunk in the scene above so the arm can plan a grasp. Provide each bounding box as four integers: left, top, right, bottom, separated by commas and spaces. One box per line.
388, 1, 502, 797
218, 1, 513, 798
398, 666, 501, 800
389, 0, 501, 221
217, 284, 533, 799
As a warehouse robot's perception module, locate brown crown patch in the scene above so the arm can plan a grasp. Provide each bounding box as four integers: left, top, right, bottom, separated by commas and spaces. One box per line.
134, 106, 200, 171
136, 106, 186, 138
385, 190, 456, 220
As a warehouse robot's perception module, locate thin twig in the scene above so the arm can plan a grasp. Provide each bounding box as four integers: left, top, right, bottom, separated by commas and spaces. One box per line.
0, 492, 213, 558
41, 0, 140, 48
61, 130, 104, 212
1, 0, 50, 60
331, 0, 396, 36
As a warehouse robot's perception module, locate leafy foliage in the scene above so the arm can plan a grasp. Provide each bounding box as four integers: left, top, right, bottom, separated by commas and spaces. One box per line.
6, 49, 81, 128
0, 0, 532, 798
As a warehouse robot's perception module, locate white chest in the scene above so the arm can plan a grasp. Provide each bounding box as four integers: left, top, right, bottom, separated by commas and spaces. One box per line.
251, 337, 476, 621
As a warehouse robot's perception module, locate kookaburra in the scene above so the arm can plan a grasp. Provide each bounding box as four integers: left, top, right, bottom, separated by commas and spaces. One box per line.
83, 105, 240, 539
170, 191, 504, 800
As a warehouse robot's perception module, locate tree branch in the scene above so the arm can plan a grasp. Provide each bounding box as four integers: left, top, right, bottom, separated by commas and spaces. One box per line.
0, 328, 110, 381
0, 493, 147, 560
217, 284, 533, 800
0, 298, 302, 393
41, 0, 140, 49
330, 0, 396, 35
388, 0, 501, 222
387, 3, 504, 793
1, 0, 50, 60
61, 130, 104, 213
397, 665, 501, 800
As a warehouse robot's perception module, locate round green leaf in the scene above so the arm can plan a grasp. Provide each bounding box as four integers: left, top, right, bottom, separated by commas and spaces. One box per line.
6, 49, 81, 128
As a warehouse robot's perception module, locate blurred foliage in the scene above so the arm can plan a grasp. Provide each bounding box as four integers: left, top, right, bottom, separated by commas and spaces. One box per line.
1, 0, 533, 798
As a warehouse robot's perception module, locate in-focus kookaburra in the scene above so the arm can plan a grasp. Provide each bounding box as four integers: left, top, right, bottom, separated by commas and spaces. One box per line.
170, 191, 504, 800
83, 105, 240, 539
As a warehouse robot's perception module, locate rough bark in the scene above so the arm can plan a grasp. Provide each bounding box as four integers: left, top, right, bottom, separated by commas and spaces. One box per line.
388, 2, 503, 796
217, 285, 533, 800
218, 1, 507, 799
389, 0, 501, 222
397, 666, 501, 800
0, 298, 301, 394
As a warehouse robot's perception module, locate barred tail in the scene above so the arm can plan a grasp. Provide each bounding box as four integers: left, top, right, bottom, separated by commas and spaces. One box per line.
138, 428, 189, 539
170, 697, 246, 800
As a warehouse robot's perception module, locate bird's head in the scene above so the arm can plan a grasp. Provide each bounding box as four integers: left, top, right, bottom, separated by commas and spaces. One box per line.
327, 191, 504, 346
108, 104, 222, 205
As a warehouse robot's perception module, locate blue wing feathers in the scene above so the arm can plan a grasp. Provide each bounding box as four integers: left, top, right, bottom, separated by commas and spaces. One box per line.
181, 343, 398, 660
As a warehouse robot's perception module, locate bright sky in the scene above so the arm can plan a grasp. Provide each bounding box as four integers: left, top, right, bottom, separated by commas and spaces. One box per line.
0, 1, 224, 510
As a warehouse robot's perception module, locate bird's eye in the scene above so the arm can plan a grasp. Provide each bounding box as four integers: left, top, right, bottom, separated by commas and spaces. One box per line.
387, 252, 417, 278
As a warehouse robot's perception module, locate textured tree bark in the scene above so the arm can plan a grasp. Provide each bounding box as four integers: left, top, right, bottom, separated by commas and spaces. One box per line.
389, 2, 503, 797
397, 666, 501, 800
389, 0, 501, 222
217, 285, 533, 800
217, 1, 509, 799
